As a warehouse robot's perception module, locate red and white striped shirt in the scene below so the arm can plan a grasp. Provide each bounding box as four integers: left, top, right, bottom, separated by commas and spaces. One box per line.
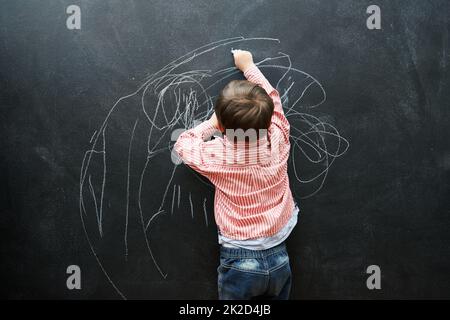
174, 65, 294, 240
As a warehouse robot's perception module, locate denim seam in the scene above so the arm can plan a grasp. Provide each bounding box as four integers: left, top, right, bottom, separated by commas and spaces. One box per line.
262, 257, 270, 293
268, 260, 290, 273
265, 250, 288, 259
220, 264, 269, 276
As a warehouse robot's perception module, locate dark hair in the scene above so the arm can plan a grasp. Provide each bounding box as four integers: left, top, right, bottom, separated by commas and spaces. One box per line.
214, 80, 274, 140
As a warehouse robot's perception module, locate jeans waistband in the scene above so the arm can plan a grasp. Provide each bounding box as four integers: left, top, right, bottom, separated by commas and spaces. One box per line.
220, 241, 286, 259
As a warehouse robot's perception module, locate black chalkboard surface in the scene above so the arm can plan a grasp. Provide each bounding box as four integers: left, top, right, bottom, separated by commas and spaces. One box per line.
1, 0, 450, 299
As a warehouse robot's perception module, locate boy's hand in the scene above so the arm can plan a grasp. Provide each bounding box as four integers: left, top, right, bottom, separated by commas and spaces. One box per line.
232, 49, 255, 73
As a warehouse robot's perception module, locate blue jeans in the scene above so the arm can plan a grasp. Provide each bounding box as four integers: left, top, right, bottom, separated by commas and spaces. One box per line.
217, 242, 292, 300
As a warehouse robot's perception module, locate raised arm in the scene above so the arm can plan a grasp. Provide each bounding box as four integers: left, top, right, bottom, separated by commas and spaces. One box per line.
232, 50, 290, 142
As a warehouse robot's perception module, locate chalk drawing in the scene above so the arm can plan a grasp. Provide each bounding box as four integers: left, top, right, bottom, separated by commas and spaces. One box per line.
79, 36, 349, 299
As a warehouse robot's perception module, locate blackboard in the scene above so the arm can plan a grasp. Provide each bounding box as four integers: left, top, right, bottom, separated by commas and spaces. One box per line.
1, 0, 450, 299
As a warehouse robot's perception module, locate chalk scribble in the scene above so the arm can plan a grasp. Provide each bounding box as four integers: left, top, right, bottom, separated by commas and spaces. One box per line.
79, 36, 349, 299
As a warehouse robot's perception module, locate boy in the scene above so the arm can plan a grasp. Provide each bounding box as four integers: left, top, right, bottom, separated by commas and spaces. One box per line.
174, 50, 299, 300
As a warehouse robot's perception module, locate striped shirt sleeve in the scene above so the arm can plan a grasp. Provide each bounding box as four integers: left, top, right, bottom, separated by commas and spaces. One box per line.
174, 119, 219, 176
243, 64, 290, 142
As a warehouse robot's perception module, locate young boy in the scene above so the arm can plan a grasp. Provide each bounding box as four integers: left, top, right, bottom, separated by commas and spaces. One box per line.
174, 50, 299, 300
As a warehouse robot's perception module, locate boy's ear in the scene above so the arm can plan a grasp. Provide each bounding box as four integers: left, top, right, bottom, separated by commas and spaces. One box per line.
216, 119, 224, 132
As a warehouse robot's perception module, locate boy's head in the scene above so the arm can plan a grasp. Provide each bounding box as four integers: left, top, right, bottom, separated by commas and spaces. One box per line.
215, 80, 274, 140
